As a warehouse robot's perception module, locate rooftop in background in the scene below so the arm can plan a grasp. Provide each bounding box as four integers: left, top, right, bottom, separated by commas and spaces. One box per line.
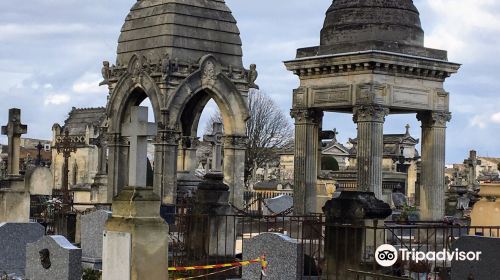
58, 107, 106, 135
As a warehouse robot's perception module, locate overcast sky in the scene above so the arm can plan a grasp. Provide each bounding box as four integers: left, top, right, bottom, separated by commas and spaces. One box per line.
1, 0, 499, 164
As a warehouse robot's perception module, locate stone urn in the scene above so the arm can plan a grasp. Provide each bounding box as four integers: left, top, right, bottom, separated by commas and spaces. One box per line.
470, 183, 500, 237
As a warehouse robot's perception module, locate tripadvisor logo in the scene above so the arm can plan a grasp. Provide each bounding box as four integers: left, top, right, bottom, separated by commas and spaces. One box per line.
375, 244, 398, 267
375, 244, 482, 267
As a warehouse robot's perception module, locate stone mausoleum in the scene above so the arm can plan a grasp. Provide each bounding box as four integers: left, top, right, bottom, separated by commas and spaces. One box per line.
285, 0, 460, 220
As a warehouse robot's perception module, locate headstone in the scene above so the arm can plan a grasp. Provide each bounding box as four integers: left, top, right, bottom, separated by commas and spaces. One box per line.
81, 210, 111, 269
263, 195, 293, 215
0, 223, 45, 277
25, 167, 54, 196
451, 236, 500, 279
391, 192, 407, 209
242, 233, 303, 280
25, 235, 82, 280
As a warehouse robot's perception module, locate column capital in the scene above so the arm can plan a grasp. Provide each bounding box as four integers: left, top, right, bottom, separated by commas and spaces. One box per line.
417, 111, 452, 128
223, 135, 248, 150
353, 105, 389, 123
106, 133, 129, 146
290, 108, 323, 124
180, 136, 200, 149
156, 129, 180, 145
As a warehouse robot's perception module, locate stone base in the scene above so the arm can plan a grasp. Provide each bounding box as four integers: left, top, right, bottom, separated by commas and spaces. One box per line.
82, 257, 103, 270
91, 174, 109, 204
103, 187, 169, 280
0, 181, 30, 222
176, 171, 202, 201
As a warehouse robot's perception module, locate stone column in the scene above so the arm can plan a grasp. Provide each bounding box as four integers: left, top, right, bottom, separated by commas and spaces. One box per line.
154, 128, 179, 205
223, 135, 247, 209
417, 111, 451, 221
353, 105, 389, 199
290, 108, 323, 214
107, 133, 129, 200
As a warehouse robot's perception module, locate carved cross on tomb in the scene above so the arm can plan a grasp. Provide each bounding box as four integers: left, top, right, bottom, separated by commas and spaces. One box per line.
203, 122, 223, 172
1, 108, 27, 177
122, 106, 157, 187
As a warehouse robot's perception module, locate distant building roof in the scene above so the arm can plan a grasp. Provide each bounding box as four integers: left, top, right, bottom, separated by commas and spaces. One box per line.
62, 107, 106, 135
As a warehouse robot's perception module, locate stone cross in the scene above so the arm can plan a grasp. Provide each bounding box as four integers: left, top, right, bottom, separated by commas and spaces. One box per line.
464, 150, 481, 189
1, 108, 27, 176
122, 106, 157, 187
203, 122, 223, 172
35, 141, 44, 166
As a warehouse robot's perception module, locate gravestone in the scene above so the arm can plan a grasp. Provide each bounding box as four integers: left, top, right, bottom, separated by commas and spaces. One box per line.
81, 210, 111, 269
263, 195, 293, 215
25, 235, 82, 280
242, 233, 303, 280
0, 223, 45, 277
25, 167, 53, 196
451, 236, 500, 280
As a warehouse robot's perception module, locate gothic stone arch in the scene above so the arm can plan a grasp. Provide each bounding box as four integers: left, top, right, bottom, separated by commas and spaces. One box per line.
106, 54, 249, 208
163, 55, 249, 208
106, 54, 164, 200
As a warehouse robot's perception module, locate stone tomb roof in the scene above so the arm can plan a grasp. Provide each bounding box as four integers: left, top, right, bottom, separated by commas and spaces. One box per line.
62, 107, 106, 135
116, 0, 243, 68
297, 0, 447, 60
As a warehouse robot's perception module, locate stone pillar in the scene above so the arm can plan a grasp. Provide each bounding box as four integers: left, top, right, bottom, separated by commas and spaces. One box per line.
91, 128, 109, 203
223, 135, 247, 209
154, 128, 179, 205
107, 133, 129, 201
353, 105, 389, 199
1, 108, 27, 177
417, 111, 451, 221
290, 108, 323, 215
187, 173, 236, 261
323, 191, 392, 280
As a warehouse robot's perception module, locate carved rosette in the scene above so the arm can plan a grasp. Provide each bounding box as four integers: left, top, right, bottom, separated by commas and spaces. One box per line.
417, 111, 452, 128
224, 135, 248, 150
290, 109, 323, 124
353, 105, 389, 123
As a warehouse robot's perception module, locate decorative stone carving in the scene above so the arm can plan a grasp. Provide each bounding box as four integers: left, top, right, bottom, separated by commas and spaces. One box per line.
201, 61, 217, 88
417, 111, 452, 128
290, 108, 323, 124
99, 61, 111, 86
247, 64, 259, 89
157, 129, 180, 145
353, 105, 389, 123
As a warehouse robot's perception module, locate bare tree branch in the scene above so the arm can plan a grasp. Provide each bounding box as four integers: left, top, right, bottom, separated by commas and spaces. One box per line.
204, 90, 293, 183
